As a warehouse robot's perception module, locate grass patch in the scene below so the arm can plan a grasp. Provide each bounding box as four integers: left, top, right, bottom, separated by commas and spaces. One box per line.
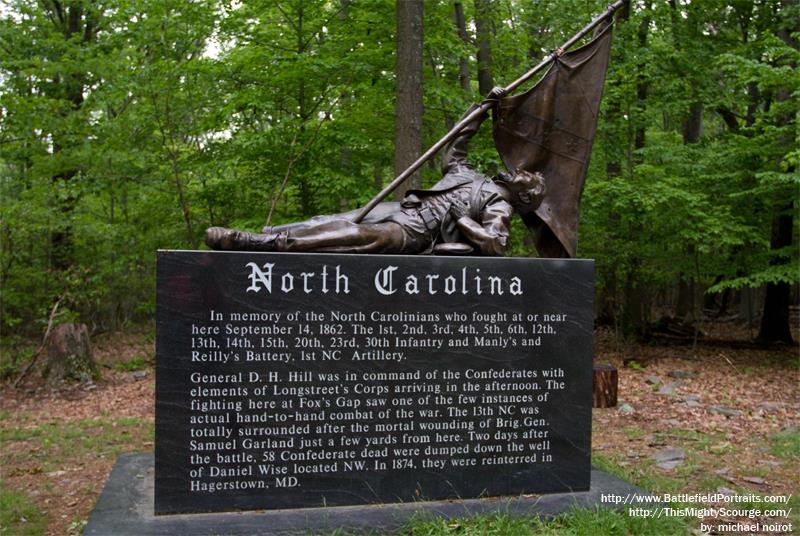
696, 474, 728, 491
67, 518, 87, 536
592, 453, 684, 494
787, 494, 800, 525
622, 426, 646, 440
110, 355, 151, 372
661, 428, 723, 451
390, 453, 695, 535
0, 417, 154, 472
769, 429, 800, 460
0, 486, 47, 536
729, 491, 798, 524
673, 460, 702, 479
401, 507, 692, 535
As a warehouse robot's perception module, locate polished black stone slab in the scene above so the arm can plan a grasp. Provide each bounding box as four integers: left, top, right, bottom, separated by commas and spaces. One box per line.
156, 251, 594, 514
86, 453, 649, 536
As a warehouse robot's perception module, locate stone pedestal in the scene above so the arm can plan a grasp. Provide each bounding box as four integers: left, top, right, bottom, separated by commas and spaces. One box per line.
85, 453, 651, 536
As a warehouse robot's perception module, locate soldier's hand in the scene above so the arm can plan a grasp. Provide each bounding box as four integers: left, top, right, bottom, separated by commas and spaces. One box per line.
487, 86, 507, 101
449, 198, 470, 220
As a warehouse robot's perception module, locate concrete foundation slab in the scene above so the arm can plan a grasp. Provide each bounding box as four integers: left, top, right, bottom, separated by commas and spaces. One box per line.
85, 453, 652, 535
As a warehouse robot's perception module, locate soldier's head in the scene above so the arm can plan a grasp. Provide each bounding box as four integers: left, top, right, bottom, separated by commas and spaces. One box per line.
496, 168, 546, 210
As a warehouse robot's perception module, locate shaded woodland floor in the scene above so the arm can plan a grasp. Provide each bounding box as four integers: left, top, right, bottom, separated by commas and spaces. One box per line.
0, 324, 797, 536
592, 324, 798, 534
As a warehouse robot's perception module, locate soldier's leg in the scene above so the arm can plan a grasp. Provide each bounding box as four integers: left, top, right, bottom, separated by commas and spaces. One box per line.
282, 220, 406, 253
206, 227, 286, 251
262, 213, 349, 234
207, 220, 408, 253
262, 202, 402, 234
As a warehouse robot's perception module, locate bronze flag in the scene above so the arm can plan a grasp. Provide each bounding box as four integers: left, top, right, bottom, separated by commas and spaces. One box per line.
493, 21, 613, 258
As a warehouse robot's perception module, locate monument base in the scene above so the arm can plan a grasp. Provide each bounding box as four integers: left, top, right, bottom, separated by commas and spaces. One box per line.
86, 453, 651, 535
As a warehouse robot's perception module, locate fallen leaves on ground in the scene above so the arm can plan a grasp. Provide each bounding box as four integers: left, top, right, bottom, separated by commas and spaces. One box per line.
593, 323, 798, 534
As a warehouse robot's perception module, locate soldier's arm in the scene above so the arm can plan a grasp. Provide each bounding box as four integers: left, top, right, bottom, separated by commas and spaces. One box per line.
453, 198, 512, 256
441, 105, 484, 174
441, 87, 507, 175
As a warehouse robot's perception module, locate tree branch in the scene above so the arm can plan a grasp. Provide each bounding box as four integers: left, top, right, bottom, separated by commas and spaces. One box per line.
715, 106, 740, 132
14, 297, 63, 388
265, 111, 332, 225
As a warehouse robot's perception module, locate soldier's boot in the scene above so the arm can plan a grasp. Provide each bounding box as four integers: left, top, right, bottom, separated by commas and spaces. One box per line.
205, 227, 287, 251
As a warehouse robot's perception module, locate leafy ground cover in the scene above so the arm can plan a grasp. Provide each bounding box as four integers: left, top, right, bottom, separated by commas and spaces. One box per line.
591, 324, 798, 534
0, 324, 796, 535
1, 330, 155, 536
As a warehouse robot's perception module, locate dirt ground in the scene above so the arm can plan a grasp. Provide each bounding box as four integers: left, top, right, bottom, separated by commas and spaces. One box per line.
1, 331, 155, 535
1, 323, 797, 536
592, 323, 799, 534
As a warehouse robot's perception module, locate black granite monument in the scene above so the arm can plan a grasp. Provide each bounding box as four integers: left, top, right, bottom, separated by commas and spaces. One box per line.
155, 251, 593, 514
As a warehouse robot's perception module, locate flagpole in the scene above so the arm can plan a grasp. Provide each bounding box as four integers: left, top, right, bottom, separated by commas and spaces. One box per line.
353, 0, 625, 224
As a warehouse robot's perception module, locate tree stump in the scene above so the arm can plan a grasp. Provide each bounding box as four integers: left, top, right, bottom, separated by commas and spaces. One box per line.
45, 323, 98, 384
593, 363, 618, 408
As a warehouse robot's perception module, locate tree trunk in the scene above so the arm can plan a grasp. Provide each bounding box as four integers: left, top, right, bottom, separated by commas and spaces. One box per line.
757, 209, 795, 344
593, 364, 618, 408
633, 11, 650, 154
474, 0, 493, 96
674, 102, 702, 322
623, 265, 645, 336
394, 0, 424, 198
682, 102, 704, 144
604, 0, 629, 178
757, 4, 796, 345
46, 3, 97, 271
740, 287, 760, 327
45, 323, 98, 384
453, 2, 471, 94
675, 275, 694, 320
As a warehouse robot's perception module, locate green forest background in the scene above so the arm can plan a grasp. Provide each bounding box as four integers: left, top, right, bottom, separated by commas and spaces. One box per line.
1, 0, 797, 354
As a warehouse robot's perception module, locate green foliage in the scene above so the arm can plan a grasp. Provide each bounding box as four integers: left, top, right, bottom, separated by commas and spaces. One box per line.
0, 340, 34, 380
592, 453, 687, 495
581, 0, 798, 333
401, 507, 692, 536
0, 417, 154, 472
769, 429, 800, 460
111, 354, 151, 372
1, 0, 797, 339
0, 485, 47, 536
